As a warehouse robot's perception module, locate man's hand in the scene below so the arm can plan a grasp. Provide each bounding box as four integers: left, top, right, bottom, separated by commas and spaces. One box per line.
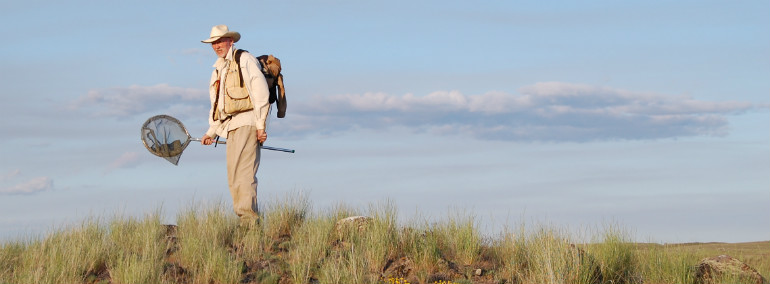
201, 135, 215, 145
257, 129, 267, 144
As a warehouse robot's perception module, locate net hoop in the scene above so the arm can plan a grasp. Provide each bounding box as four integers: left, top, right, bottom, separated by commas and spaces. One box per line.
140, 114, 192, 165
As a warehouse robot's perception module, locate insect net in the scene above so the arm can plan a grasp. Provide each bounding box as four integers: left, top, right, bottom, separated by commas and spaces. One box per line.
140, 115, 191, 165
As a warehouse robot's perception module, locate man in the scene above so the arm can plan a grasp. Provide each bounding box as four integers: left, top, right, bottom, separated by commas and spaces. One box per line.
200, 25, 270, 227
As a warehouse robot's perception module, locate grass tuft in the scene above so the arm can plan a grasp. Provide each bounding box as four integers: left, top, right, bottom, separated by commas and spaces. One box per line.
175, 201, 241, 284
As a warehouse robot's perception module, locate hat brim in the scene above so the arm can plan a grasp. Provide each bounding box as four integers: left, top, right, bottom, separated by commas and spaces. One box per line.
201, 32, 241, 43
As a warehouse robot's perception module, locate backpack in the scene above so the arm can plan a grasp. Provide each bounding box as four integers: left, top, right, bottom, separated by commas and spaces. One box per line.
234, 49, 286, 118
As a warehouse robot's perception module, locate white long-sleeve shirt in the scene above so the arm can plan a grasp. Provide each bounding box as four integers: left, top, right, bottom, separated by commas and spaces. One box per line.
205, 46, 271, 139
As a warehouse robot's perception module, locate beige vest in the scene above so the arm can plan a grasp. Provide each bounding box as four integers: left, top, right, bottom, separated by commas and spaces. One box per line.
214, 54, 254, 121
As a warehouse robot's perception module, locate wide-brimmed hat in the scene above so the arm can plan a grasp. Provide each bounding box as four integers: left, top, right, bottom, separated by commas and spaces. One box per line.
201, 25, 241, 43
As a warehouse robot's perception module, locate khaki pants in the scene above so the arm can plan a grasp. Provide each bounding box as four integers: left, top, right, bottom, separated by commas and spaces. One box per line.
226, 125, 260, 222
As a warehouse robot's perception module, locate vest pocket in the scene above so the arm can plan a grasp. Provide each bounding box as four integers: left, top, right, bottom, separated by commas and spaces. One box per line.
224, 94, 253, 115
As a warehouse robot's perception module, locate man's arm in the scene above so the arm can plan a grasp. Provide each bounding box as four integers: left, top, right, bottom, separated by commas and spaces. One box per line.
239, 52, 270, 144
202, 68, 221, 144
239, 52, 271, 130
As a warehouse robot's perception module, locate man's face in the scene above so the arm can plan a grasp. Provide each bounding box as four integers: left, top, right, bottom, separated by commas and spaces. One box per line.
211, 37, 233, 58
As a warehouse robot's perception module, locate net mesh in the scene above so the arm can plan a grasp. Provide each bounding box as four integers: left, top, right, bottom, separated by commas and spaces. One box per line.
141, 115, 191, 165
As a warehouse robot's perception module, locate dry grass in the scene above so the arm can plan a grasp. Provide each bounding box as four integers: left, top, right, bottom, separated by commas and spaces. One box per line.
0, 196, 767, 284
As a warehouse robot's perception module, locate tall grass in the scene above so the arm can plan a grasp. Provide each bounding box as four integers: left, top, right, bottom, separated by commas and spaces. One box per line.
402, 222, 444, 283
286, 213, 331, 284
499, 225, 592, 284
262, 191, 309, 244
0, 211, 167, 284
316, 200, 399, 284
435, 209, 482, 267
1, 197, 767, 284
589, 224, 639, 284
106, 210, 166, 284
636, 243, 697, 284
11, 217, 109, 284
174, 201, 242, 284
361, 201, 399, 272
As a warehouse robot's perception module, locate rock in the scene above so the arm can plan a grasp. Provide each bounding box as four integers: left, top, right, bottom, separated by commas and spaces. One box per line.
694, 255, 767, 284
382, 257, 413, 279
333, 216, 372, 240
335, 216, 371, 230
474, 268, 483, 276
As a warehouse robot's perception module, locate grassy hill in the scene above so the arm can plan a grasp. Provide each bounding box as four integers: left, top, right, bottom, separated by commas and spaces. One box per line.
1, 195, 767, 284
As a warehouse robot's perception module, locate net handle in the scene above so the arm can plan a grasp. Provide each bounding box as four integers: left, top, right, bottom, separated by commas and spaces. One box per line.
189, 138, 295, 153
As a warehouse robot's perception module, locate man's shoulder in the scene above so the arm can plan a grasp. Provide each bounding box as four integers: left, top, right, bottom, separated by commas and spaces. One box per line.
235, 49, 263, 73
235, 49, 257, 63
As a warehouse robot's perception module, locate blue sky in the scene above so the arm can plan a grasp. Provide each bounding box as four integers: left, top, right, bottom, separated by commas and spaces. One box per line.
1, 0, 768, 243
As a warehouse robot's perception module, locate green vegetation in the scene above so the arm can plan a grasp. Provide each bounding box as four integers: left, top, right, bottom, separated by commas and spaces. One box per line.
0, 195, 767, 284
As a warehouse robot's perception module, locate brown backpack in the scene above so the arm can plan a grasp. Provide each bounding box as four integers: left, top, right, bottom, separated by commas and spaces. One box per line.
235, 49, 286, 118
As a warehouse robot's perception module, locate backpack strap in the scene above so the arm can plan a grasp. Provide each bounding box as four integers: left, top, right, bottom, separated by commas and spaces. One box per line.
234, 49, 247, 88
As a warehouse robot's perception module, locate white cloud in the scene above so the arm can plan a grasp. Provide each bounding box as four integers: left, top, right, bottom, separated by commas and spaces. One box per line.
284, 82, 760, 141
0, 176, 54, 195
71, 84, 208, 119
310, 90, 473, 113
73, 82, 761, 142
0, 169, 21, 182
106, 152, 142, 172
